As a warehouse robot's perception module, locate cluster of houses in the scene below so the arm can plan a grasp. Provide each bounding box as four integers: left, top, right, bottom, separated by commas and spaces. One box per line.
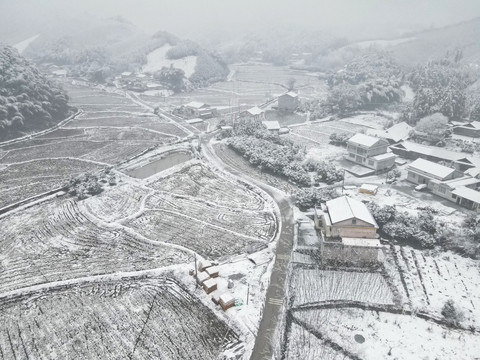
343, 119, 480, 212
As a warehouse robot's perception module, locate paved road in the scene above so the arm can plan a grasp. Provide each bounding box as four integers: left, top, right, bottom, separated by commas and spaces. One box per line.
200, 134, 294, 360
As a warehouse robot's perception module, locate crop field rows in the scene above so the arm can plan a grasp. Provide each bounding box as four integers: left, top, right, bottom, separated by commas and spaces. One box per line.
0, 278, 240, 360
147, 163, 267, 210
125, 209, 266, 259
386, 246, 480, 325
0, 200, 190, 294
145, 193, 276, 241
286, 308, 480, 360
291, 269, 395, 308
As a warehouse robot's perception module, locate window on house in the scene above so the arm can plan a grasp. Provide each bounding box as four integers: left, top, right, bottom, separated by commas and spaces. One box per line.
352, 219, 357, 224
349, 153, 355, 158
368, 160, 374, 166
438, 186, 446, 194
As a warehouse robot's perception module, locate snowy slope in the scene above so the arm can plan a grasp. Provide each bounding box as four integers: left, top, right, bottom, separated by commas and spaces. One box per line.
142, 44, 197, 77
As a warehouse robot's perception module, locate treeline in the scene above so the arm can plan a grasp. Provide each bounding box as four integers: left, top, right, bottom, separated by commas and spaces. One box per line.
0, 45, 70, 140
368, 202, 480, 258
225, 118, 344, 187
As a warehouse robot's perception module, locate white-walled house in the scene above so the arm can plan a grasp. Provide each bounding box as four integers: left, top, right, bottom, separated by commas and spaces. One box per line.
346, 133, 396, 171
314, 196, 378, 239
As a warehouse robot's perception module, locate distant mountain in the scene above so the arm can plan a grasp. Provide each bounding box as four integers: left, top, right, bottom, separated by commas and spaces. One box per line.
0, 45, 70, 141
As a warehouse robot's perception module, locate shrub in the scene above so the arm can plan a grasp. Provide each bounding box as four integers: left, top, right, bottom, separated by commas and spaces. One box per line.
441, 300, 465, 326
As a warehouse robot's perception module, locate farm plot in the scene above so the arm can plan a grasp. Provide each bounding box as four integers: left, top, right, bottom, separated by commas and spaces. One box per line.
0, 159, 104, 209
285, 323, 346, 360
0, 140, 110, 164
69, 94, 132, 105
84, 127, 175, 141
291, 269, 395, 307
125, 209, 266, 259
145, 193, 276, 241
148, 163, 266, 210
0, 278, 240, 360
386, 246, 480, 326
36, 128, 85, 139
292, 308, 480, 360
0, 200, 189, 294
84, 184, 150, 222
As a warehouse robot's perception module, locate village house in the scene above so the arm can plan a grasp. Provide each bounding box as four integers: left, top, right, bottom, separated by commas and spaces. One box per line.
240, 106, 265, 121
314, 195, 378, 239
406, 158, 463, 188
390, 141, 475, 171
346, 133, 396, 171
262, 120, 281, 133
451, 186, 480, 212
367, 121, 413, 144
184, 101, 214, 119
452, 121, 480, 138
430, 176, 480, 202
277, 91, 299, 112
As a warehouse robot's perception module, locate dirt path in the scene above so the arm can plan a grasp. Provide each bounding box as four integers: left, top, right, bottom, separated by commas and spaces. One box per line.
200, 133, 294, 360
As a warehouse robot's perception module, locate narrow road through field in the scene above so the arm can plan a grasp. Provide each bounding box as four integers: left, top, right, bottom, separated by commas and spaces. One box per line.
200, 133, 294, 360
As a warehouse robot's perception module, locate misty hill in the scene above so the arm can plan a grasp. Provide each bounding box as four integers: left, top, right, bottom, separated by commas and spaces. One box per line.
0, 45, 70, 141
389, 17, 480, 65
18, 17, 228, 86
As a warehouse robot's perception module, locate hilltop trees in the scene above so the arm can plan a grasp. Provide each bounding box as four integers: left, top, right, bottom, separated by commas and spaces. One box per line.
0, 45, 70, 140
154, 65, 186, 93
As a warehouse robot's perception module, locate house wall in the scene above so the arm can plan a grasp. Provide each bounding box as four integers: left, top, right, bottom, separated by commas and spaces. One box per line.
323, 218, 377, 239
431, 183, 456, 201
373, 157, 396, 171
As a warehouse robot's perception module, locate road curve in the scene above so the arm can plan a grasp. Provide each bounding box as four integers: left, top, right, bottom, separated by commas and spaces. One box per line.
200, 133, 294, 360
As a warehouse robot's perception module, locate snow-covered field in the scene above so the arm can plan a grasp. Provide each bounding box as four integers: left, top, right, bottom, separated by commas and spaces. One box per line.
142, 44, 197, 77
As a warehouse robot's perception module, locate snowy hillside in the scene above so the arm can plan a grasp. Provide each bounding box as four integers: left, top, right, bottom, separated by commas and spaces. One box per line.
142, 44, 197, 78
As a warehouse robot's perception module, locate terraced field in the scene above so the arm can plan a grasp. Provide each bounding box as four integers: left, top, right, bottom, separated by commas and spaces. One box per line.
0, 278, 240, 360
0, 199, 190, 294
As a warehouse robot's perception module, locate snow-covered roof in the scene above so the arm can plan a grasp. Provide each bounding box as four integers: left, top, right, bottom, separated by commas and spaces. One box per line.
325, 196, 377, 227
441, 176, 480, 188
246, 106, 264, 115
121, 71, 132, 76
455, 121, 480, 129
360, 184, 378, 192
202, 278, 217, 288
185, 101, 208, 109
367, 122, 412, 143
452, 186, 480, 204
372, 153, 396, 161
282, 91, 298, 98
185, 118, 203, 124
196, 271, 210, 284
465, 167, 480, 178
348, 133, 386, 148
391, 141, 471, 163
263, 120, 280, 131
407, 158, 456, 180
219, 292, 235, 305
206, 266, 219, 276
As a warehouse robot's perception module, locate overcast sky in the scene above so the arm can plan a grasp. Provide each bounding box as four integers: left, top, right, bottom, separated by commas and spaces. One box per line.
2, 0, 480, 40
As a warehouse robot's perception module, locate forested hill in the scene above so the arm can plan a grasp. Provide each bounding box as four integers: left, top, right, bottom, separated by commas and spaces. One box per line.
0, 45, 70, 141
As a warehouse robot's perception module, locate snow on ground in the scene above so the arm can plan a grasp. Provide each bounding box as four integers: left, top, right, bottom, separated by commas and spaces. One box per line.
341, 36, 416, 51
142, 44, 197, 77
293, 308, 480, 360
13, 34, 40, 54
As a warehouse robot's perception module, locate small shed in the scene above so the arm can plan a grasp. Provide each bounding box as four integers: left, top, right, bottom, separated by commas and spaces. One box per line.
198, 260, 212, 272
202, 278, 218, 294
205, 266, 220, 278
196, 271, 210, 285
219, 293, 235, 311
212, 293, 220, 305
262, 120, 281, 133
360, 184, 378, 195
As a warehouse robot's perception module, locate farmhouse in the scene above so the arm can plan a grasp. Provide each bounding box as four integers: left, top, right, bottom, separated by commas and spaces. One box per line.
390, 141, 475, 171
262, 120, 281, 133
346, 133, 396, 171
314, 196, 378, 239
406, 158, 462, 188
367, 121, 412, 144
184, 101, 214, 118
430, 176, 480, 202
278, 91, 299, 112
240, 106, 265, 120
453, 121, 480, 138
451, 186, 480, 212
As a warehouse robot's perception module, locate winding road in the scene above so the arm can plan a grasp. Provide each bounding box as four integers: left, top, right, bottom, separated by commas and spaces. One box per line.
200, 133, 294, 360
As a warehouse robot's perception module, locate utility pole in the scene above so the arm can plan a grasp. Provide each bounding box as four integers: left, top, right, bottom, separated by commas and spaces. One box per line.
194, 254, 198, 288
247, 283, 250, 305
342, 168, 346, 194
